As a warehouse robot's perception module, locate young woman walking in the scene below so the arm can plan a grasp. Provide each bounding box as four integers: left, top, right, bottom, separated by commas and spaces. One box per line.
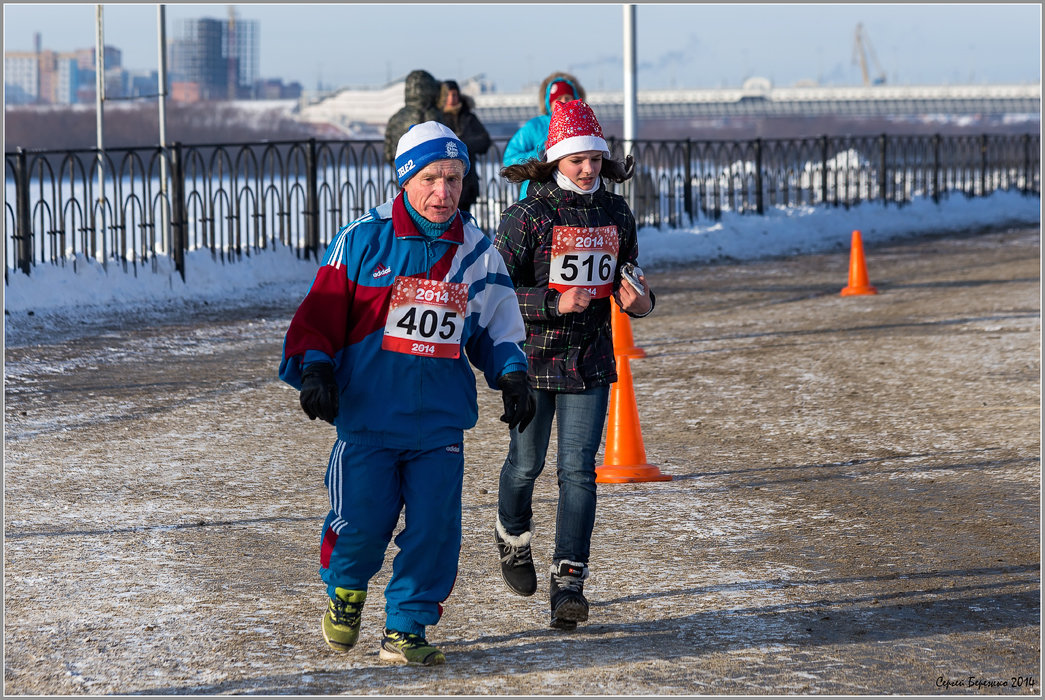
493, 99, 655, 630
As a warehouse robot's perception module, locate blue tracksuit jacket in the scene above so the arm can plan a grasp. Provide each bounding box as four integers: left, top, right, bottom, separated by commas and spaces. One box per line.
279, 192, 527, 450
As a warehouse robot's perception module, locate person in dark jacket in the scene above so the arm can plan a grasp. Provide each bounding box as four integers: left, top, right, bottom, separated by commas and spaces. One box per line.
383, 70, 444, 166
438, 80, 491, 214
502, 71, 586, 199
492, 100, 655, 631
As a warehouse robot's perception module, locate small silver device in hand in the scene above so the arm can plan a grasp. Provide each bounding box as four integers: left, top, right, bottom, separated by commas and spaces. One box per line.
621, 263, 645, 295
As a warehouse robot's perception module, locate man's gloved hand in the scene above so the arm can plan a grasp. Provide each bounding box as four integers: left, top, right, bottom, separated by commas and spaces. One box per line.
497, 370, 535, 433
299, 363, 339, 423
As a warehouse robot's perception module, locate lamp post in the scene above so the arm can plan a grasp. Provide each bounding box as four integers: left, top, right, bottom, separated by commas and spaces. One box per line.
622, 4, 637, 151
622, 4, 638, 210
157, 5, 170, 252
95, 4, 107, 267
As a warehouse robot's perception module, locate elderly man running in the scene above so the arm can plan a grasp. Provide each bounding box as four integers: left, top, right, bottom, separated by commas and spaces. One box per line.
279, 122, 534, 666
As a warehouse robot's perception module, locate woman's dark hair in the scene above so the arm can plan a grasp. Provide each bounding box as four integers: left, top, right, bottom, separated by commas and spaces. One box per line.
501, 153, 635, 185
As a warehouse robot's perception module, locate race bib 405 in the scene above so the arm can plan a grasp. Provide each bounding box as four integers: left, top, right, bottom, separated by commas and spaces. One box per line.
382, 277, 469, 358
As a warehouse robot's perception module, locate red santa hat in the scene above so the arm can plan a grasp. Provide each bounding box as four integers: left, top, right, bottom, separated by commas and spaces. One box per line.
544, 100, 610, 163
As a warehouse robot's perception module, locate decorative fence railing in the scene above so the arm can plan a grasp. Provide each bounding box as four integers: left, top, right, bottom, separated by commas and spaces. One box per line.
4, 133, 1040, 282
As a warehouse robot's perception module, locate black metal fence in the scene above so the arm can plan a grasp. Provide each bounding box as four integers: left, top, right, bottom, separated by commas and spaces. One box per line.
5, 133, 1040, 282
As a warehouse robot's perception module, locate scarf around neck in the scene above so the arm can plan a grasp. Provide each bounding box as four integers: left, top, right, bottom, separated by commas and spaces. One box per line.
554, 169, 601, 195
403, 193, 454, 239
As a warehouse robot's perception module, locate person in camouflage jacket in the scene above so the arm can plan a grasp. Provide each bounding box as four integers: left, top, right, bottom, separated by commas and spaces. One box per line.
383, 70, 444, 166
492, 100, 655, 632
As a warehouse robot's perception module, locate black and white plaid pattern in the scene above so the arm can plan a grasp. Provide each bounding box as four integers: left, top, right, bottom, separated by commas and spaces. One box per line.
494, 180, 641, 392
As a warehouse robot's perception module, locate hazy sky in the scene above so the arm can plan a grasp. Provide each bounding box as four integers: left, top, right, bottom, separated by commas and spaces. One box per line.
3, 3, 1041, 93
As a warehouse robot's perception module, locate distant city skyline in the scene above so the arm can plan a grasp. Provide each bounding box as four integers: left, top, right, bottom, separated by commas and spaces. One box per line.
3, 3, 1042, 95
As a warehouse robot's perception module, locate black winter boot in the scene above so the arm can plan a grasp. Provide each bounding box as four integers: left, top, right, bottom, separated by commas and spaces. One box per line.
495, 519, 537, 596
549, 560, 589, 630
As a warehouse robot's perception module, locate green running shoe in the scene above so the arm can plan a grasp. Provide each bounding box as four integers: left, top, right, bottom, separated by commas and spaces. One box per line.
378, 628, 446, 666
322, 588, 366, 651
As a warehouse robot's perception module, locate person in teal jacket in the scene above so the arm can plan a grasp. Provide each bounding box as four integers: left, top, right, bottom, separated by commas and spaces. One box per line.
279, 122, 534, 666
502, 71, 586, 199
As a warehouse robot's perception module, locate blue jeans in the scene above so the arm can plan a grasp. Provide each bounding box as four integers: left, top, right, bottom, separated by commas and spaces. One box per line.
497, 385, 610, 564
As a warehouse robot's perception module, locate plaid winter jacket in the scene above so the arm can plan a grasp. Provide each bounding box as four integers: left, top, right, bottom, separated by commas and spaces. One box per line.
494, 179, 654, 393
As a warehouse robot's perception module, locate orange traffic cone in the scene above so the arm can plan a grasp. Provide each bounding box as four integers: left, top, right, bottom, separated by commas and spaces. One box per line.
840, 230, 878, 296
611, 302, 646, 358
596, 355, 672, 483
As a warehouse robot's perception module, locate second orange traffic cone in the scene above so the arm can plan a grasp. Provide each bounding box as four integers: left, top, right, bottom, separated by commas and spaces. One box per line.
840, 230, 878, 296
596, 355, 672, 484
611, 302, 646, 358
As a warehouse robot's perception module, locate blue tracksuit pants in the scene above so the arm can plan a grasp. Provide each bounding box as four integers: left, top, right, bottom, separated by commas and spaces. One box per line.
319, 439, 464, 636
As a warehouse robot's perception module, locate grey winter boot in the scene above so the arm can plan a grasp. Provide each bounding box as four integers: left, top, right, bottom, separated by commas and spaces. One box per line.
495, 519, 537, 596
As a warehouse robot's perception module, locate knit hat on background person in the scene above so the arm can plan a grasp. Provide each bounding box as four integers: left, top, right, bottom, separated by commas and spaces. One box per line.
548, 80, 576, 104
537, 72, 585, 115
544, 100, 610, 163
394, 121, 470, 186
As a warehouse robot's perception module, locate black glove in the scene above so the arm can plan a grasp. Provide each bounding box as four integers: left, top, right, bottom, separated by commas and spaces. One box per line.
497, 370, 535, 434
299, 363, 339, 423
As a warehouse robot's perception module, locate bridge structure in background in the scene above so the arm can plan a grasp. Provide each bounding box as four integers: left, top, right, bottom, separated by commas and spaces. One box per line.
297, 80, 1042, 134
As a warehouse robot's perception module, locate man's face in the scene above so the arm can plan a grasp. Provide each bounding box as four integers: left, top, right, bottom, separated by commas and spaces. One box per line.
403, 160, 464, 224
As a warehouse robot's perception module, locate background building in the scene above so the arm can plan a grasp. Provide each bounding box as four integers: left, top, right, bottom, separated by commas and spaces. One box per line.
3, 13, 266, 106
168, 13, 259, 101
4, 52, 39, 104
225, 13, 258, 96
4, 33, 127, 105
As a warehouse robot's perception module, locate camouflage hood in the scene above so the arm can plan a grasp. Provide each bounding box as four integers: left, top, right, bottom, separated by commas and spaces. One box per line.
404, 70, 440, 110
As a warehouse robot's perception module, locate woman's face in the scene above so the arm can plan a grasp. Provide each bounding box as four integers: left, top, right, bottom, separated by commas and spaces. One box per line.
557, 150, 603, 190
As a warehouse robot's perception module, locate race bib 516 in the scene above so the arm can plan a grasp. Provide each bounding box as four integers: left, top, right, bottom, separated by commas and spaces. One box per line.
548, 225, 619, 299
382, 277, 469, 358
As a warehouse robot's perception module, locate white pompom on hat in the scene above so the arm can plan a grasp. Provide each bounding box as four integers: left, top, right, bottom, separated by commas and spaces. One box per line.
544, 100, 610, 163
394, 121, 470, 186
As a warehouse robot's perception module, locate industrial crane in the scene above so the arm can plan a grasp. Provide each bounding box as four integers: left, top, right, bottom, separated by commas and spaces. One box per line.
852, 22, 887, 86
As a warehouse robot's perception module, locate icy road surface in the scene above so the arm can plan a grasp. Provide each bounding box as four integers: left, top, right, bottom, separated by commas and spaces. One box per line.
4, 227, 1040, 695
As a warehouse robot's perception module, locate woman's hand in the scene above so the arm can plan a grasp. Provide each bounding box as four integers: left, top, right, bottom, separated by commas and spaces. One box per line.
557, 287, 592, 314
614, 273, 653, 316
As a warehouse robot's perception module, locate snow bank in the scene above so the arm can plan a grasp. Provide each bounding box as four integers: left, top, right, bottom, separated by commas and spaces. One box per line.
4, 190, 1039, 341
